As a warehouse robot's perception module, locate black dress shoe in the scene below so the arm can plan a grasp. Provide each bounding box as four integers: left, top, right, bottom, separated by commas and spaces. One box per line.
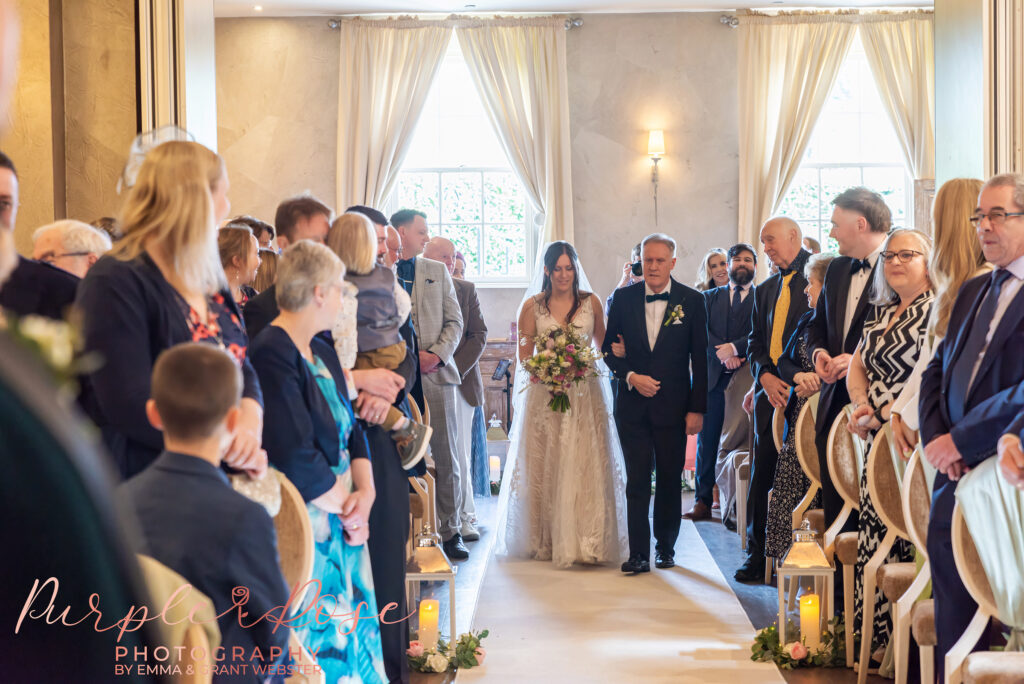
655, 552, 675, 569
723, 517, 737, 532
733, 557, 765, 583
442, 534, 470, 561
620, 555, 650, 574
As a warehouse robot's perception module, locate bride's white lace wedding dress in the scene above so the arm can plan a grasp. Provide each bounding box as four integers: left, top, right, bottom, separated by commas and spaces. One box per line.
498, 295, 628, 569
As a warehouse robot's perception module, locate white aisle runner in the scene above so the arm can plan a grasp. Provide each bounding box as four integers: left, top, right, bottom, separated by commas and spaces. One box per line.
458, 521, 784, 683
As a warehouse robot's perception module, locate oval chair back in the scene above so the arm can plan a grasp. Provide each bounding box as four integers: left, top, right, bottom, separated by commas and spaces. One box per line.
772, 405, 786, 452
795, 394, 821, 486
947, 503, 1000, 684
273, 471, 314, 611
902, 447, 931, 552
866, 424, 909, 540
894, 447, 934, 684
181, 623, 212, 684
824, 406, 865, 554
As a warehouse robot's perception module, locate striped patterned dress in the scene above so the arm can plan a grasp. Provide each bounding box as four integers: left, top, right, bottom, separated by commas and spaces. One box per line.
853, 289, 934, 657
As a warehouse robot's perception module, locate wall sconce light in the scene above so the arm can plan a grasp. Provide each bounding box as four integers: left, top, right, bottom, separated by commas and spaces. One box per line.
648, 130, 665, 225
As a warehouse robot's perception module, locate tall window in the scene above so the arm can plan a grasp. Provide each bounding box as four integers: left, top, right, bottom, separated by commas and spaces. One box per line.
388, 37, 535, 285
777, 35, 911, 251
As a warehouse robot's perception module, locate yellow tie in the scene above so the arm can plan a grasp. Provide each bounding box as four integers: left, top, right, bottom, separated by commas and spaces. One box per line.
770, 272, 795, 365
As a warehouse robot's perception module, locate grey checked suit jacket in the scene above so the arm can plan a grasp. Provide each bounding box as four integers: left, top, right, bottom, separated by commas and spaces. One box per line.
411, 256, 464, 386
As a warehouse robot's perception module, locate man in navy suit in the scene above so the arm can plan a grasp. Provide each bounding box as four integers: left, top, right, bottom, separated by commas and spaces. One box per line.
920, 173, 1024, 678
604, 233, 708, 574
119, 344, 290, 682
684, 243, 757, 522
735, 218, 811, 582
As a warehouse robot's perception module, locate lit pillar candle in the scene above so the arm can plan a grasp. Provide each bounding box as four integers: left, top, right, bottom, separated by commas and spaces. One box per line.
799, 594, 821, 650
418, 599, 439, 650
489, 456, 501, 482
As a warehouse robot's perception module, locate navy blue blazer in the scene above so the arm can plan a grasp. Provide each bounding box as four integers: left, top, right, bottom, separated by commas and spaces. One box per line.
747, 249, 812, 387
603, 279, 709, 425
250, 325, 371, 502
76, 254, 263, 479
118, 451, 290, 682
703, 284, 755, 389
0, 256, 79, 320
920, 272, 1024, 524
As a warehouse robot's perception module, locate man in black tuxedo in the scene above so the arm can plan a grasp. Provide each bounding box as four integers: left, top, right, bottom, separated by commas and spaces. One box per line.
604, 233, 707, 574
685, 243, 757, 521
806, 188, 890, 536
920, 173, 1024, 678
735, 218, 811, 582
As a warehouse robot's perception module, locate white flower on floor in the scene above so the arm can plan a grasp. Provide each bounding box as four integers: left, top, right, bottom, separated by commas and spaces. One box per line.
426, 653, 450, 672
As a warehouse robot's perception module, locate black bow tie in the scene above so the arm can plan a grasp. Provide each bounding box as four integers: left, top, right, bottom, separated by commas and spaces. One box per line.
646, 292, 670, 303
850, 258, 872, 275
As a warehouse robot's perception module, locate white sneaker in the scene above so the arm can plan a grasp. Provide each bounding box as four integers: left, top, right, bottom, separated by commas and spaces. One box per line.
460, 521, 480, 542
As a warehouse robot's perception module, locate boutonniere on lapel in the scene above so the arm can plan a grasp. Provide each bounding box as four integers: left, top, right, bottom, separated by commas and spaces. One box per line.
425, 278, 436, 285
664, 304, 685, 327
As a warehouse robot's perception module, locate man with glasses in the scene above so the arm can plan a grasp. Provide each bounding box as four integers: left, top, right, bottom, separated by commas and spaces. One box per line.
805, 188, 890, 584
32, 220, 111, 278
920, 173, 1024, 679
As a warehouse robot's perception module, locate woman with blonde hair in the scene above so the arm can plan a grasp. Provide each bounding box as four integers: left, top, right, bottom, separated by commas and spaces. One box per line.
695, 248, 728, 291
77, 140, 266, 479
252, 248, 278, 292
890, 178, 988, 456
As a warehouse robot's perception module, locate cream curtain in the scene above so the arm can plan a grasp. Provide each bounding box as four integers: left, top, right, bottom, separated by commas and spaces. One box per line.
455, 17, 574, 245
336, 18, 450, 209
737, 13, 857, 257
860, 13, 935, 180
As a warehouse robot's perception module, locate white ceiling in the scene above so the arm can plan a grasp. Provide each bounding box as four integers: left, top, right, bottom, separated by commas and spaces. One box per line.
215, 1, 931, 17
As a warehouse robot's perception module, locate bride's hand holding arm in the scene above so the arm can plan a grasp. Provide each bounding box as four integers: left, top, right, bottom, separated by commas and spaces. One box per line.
590, 294, 606, 349
517, 297, 537, 362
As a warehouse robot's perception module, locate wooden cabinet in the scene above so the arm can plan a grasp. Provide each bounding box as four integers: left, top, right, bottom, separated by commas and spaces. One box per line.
478, 339, 517, 433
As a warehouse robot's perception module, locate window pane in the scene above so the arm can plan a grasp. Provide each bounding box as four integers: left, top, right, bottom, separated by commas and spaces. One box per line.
484, 223, 527, 278
441, 172, 482, 223
863, 166, 909, 222
819, 167, 863, 217
396, 173, 440, 225
484, 172, 526, 223
446, 224, 482, 276
778, 168, 820, 220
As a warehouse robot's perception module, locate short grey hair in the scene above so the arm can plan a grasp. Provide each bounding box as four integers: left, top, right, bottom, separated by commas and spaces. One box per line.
642, 232, 677, 257
983, 173, 1024, 210
275, 240, 345, 312
870, 229, 933, 306
33, 220, 112, 256
804, 252, 836, 284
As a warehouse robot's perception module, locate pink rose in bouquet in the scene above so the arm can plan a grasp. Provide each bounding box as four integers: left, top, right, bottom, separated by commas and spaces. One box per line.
406, 641, 425, 658
785, 641, 808, 660
474, 646, 487, 665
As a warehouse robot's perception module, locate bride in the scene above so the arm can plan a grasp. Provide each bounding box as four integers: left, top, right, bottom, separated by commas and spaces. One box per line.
498, 241, 628, 569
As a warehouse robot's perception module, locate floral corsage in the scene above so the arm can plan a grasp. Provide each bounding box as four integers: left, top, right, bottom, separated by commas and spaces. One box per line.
663, 304, 685, 327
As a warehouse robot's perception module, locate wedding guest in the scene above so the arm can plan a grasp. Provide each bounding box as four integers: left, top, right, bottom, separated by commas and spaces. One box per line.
90, 216, 121, 241
249, 241, 388, 683
843, 229, 934, 665
117, 343, 289, 681
0, 152, 80, 321
605, 243, 643, 315
807, 188, 890, 541
243, 194, 332, 338
735, 217, 811, 582
230, 214, 275, 249
252, 248, 278, 293
424, 236, 488, 541
766, 252, 833, 559
218, 223, 261, 305
890, 179, 987, 457
453, 251, 467, 280
803, 236, 822, 254
920, 173, 1024, 678
77, 140, 265, 479
32, 220, 112, 278
392, 208, 467, 559
998, 424, 1024, 490
686, 243, 756, 522
385, 224, 402, 267
695, 248, 729, 292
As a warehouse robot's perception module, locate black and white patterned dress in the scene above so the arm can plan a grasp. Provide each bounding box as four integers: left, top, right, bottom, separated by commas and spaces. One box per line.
853, 290, 933, 656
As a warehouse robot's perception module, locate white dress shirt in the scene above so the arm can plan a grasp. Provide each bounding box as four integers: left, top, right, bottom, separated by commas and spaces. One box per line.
626, 281, 672, 389
967, 255, 1024, 389
843, 242, 886, 340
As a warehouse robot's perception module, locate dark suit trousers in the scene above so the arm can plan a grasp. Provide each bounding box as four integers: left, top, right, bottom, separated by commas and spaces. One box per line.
927, 477, 990, 680
365, 424, 411, 684
745, 389, 778, 560
695, 372, 730, 506
616, 412, 686, 559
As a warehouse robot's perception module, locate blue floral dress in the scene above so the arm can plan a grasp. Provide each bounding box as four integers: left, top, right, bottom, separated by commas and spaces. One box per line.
296, 354, 387, 684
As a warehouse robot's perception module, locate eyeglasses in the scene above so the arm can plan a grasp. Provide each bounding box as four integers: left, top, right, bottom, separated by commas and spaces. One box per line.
969, 210, 1024, 227
41, 251, 91, 264
880, 250, 924, 264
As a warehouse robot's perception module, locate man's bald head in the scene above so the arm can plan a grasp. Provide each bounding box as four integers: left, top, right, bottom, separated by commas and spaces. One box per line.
759, 217, 803, 271
385, 225, 401, 267
423, 237, 457, 274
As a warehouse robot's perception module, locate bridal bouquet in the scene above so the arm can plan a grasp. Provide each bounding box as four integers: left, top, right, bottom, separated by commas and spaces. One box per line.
522, 325, 601, 413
